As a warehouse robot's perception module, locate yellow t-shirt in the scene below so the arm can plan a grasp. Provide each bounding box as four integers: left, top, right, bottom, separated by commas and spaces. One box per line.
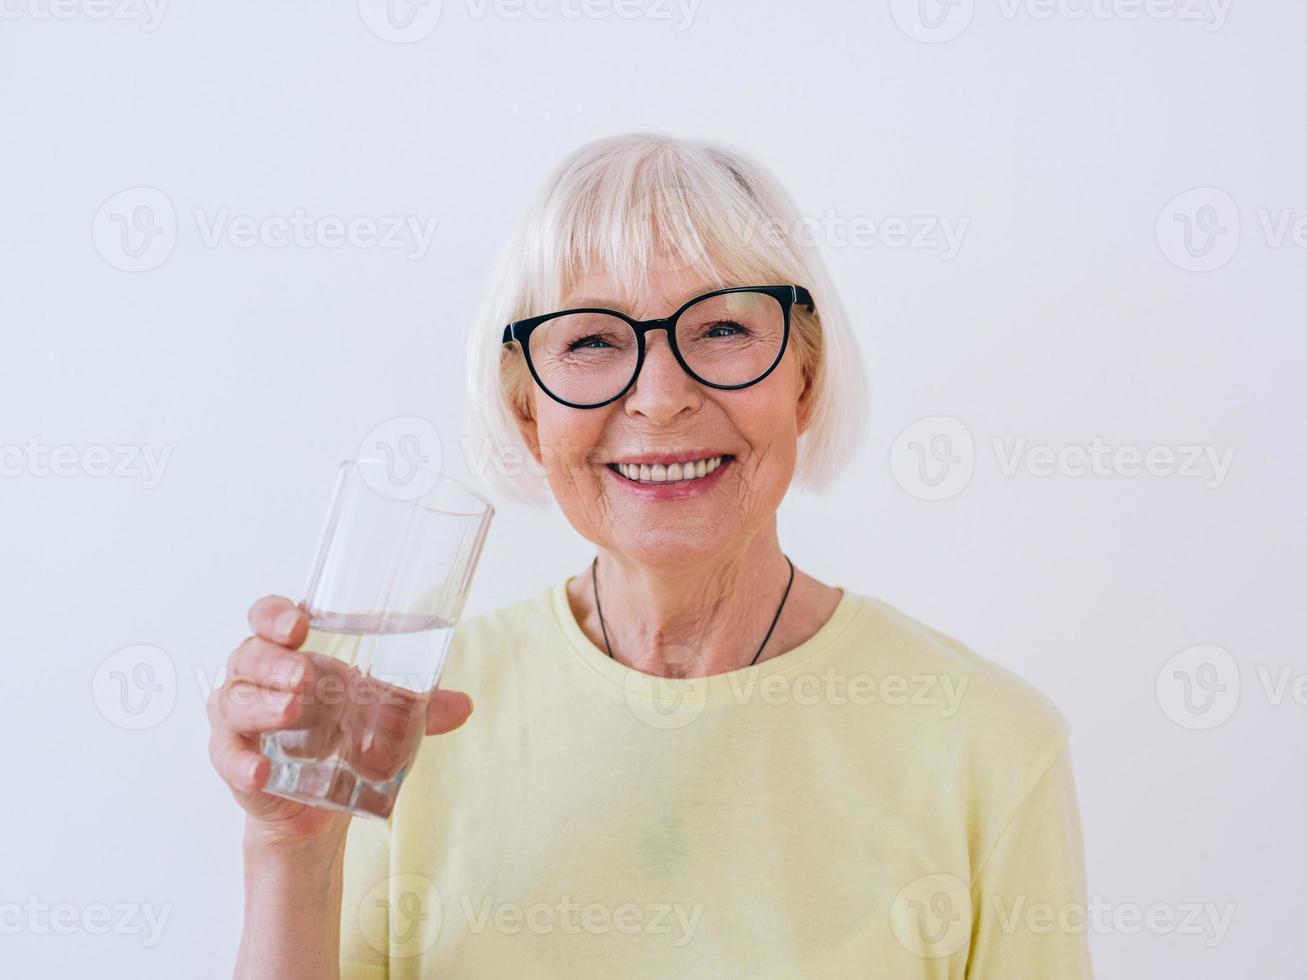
339, 580, 1093, 979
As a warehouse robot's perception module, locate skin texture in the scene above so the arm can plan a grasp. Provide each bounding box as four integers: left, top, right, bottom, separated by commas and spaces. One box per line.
514, 265, 844, 677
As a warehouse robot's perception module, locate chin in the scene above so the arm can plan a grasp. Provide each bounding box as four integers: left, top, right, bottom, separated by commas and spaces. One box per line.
610, 522, 732, 567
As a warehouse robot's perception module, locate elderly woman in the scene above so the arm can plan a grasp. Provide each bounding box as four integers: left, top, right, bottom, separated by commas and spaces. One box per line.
210, 133, 1092, 978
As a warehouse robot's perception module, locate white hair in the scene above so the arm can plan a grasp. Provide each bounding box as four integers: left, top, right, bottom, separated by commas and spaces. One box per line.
464, 131, 868, 504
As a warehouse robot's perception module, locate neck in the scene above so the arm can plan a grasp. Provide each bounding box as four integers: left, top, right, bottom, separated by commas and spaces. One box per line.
585, 524, 795, 677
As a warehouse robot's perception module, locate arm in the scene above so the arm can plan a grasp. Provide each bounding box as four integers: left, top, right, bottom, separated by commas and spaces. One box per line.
235, 825, 349, 980
966, 743, 1095, 978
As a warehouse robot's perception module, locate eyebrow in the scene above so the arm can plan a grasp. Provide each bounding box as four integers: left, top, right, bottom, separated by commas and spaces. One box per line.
560, 287, 722, 314
561, 297, 622, 309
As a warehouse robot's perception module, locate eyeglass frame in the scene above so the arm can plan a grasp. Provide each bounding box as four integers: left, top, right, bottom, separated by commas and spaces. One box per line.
500, 283, 815, 410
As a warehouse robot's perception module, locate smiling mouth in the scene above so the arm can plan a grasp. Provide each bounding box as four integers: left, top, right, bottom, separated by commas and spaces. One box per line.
607, 455, 733, 485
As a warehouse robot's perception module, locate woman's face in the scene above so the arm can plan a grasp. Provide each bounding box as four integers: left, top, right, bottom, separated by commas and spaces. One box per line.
515, 266, 813, 568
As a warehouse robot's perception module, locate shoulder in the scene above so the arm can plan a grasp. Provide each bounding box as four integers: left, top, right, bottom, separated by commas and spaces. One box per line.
835, 595, 1078, 850
841, 593, 1071, 761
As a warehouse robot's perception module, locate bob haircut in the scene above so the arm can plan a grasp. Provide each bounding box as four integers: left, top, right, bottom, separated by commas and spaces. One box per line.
464, 131, 867, 504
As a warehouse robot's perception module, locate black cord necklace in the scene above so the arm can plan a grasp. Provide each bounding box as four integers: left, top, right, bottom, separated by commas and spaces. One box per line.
591, 554, 796, 669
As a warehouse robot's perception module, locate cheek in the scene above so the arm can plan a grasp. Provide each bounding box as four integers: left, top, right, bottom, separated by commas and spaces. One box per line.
534, 402, 606, 489
733, 373, 803, 463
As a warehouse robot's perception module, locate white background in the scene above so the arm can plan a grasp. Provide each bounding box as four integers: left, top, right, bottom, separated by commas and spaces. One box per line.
2, 1, 1303, 976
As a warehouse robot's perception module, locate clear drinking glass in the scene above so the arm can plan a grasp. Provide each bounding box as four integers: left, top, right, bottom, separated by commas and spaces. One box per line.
260, 458, 493, 819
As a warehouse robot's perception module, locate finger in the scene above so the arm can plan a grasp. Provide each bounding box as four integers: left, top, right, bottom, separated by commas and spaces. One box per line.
247, 595, 308, 649
228, 636, 308, 691
425, 689, 474, 736
209, 679, 301, 735
346, 679, 427, 782
208, 722, 268, 796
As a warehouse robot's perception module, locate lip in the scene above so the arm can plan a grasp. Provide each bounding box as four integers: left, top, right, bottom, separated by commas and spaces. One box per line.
604, 455, 734, 500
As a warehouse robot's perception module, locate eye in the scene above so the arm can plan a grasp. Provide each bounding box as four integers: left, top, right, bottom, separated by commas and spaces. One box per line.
702, 319, 748, 339
566, 334, 613, 351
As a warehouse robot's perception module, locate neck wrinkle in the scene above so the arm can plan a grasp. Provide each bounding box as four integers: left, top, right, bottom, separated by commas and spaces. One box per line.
590, 524, 790, 677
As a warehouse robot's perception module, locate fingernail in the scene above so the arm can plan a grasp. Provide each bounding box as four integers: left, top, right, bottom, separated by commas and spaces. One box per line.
462, 694, 474, 714
276, 608, 301, 639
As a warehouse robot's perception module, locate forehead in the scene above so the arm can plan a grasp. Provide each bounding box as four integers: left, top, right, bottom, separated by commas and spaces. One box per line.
559, 267, 729, 318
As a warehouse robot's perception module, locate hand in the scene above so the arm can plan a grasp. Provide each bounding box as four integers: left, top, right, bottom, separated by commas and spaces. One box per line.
207, 595, 474, 849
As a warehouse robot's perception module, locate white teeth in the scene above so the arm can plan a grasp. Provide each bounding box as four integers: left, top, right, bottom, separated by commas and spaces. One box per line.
616, 456, 725, 484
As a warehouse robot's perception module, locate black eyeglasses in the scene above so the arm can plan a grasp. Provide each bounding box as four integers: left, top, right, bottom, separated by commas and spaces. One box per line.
501, 284, 814, 409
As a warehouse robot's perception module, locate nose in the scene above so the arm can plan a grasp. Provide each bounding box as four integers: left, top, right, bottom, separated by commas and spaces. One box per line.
623, 327, 701, 424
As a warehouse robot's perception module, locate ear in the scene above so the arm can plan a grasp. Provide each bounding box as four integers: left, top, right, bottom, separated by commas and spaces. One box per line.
512, 393, 545, 466
795, 361, 817, 435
